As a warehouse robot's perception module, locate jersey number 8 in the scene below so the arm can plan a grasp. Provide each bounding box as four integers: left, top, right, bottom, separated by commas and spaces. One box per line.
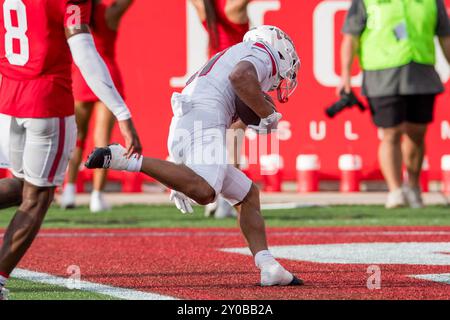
3, 0, 29, 66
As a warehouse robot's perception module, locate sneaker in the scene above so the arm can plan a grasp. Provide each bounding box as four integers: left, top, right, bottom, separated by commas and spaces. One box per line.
385, 188, 407, 209
0, 287, 9, 300
60, 184, 76, 209
214, 196, 237, 219
85, 144, 140, 171
90, 191, 112, 213
403, 186, 425, 209
260, 262, 303, 287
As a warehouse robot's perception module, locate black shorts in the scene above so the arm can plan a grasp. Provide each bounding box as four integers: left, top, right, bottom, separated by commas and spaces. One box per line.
368, 94, 436, 128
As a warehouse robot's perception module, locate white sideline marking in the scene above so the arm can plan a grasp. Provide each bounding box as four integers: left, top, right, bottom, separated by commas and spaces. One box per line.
410, 273, 450, 285
261, 202, 321, 210
222, 242, 450, 265
11, 268, 177, 300
1, 230, 450, 239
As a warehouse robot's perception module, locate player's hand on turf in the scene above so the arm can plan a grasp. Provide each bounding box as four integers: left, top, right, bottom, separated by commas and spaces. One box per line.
170, 190, 194, 214
248, 111, 282, 134
118, 119, 142, 158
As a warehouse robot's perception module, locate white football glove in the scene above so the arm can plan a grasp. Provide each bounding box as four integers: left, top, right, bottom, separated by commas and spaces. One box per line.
248, 112, 282, 134
169, 190, 194, 214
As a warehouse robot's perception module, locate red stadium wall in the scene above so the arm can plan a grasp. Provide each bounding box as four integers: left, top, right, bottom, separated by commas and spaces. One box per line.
104, 0, 450, 183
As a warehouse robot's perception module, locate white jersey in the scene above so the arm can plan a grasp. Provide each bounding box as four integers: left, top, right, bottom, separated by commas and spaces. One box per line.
181, 41, 279, 128
168, 42, 279, 204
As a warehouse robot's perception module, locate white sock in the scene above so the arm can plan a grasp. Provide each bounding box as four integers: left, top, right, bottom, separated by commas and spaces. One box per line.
64, 183, 76, 194
126, 155, 143, 172
255, 250, 277, 269
91, 190, 102, 198
0, 275, 8, 288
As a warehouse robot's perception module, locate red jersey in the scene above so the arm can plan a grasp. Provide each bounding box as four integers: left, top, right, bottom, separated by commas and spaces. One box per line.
91, 0, 118, 61
0, 0, 91, 118
203, 0, 250, 57
72, 0, 124, 102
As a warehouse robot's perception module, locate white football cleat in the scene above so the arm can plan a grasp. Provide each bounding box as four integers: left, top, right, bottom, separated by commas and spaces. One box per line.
260, 262, 303, 287
403, 186, 424, 209
60, 184, 76, 209
0, 287, 9, 300
385, 188, 407, 209
85, 144, 141, 171
90, 191, 112, 213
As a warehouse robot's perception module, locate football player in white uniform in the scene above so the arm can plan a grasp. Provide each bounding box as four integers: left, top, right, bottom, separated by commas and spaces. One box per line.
85, 25, 302, 286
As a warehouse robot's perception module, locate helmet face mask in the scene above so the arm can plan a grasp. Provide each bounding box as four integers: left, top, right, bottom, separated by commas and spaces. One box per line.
244, 25, 300, 103
277, 75, 298, 104
277, 58, 300, 103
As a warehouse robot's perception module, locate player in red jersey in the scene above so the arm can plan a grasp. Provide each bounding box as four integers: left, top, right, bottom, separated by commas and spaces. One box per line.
61, 0, 133, 213
191, 0, 250, 57
191, 0, 251, 218
0, 0, 141, 299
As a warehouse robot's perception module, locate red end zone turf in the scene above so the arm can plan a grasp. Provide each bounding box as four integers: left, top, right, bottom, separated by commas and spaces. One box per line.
7, 226, 450, 300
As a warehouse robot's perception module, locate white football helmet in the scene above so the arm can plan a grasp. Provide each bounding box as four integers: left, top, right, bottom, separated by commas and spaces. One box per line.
244, 25, 300, 103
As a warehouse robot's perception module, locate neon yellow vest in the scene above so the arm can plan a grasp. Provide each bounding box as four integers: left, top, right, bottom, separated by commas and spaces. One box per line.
360, 0, 437, 71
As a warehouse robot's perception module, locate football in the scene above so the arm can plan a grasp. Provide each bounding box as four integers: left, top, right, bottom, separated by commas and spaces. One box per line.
235, 93, 276, 126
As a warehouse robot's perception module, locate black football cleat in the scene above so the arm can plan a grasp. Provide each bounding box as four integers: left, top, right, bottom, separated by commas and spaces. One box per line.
85, 147, 112, 169
290, 275, 304, 286
260, 263, 305, 286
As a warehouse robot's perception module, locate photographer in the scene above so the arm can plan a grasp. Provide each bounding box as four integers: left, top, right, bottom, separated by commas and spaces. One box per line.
339, 0, 450, 208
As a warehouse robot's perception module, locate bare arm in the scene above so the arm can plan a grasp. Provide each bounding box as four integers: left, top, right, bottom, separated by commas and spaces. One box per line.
338, 33, 360, 95
439, 36, 450, 65
229, 61, 274, 118
227, 0, 251, 11
190, 0, 206, 21
225, 0, 250, 24
105, 0, 134, 31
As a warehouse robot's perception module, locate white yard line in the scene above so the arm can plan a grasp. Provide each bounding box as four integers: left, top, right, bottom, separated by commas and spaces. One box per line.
11, 268, 177, 300
410, 273, 450, 285
261, 202, 322, 210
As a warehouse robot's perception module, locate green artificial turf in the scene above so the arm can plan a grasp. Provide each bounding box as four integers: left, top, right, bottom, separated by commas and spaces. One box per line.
0, 204, 449, 229
6, 278, 115, 300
